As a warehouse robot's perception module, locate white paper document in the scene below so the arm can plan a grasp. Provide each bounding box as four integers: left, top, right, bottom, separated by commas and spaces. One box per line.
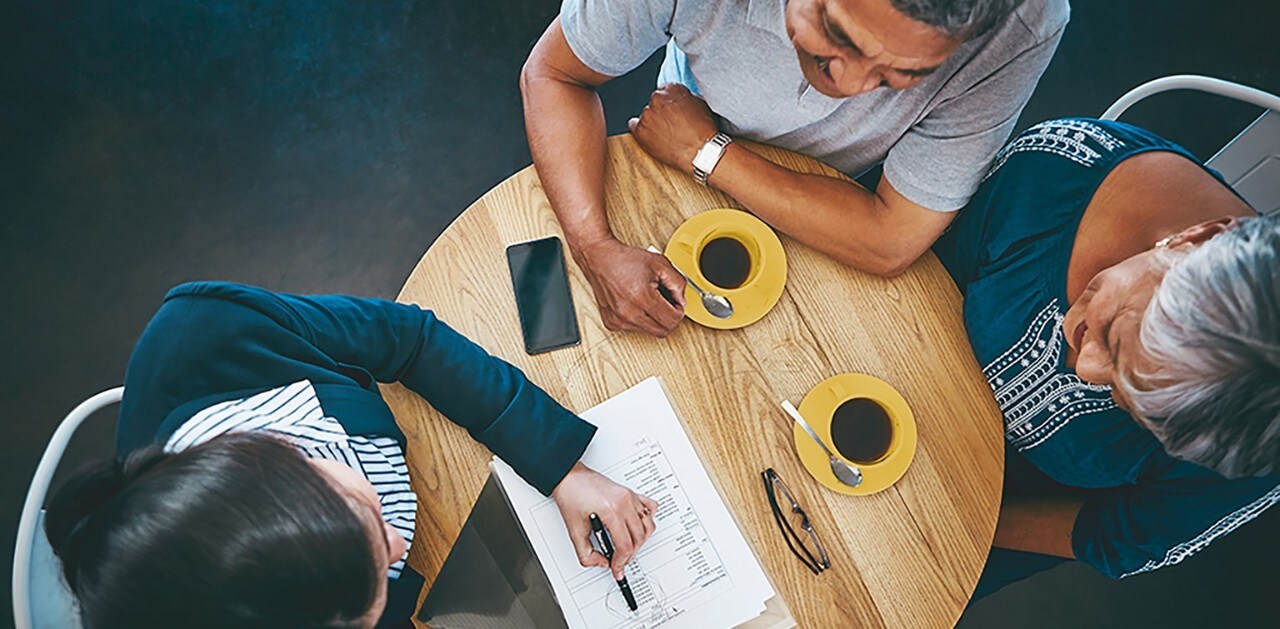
492, 377, 775, 629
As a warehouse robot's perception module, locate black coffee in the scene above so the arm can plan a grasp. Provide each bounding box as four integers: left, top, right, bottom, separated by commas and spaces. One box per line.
698, 237, 751, 289
830, 398, 893, 464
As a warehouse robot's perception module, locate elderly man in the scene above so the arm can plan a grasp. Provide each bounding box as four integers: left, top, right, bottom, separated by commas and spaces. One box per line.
522, 0, 1069, 336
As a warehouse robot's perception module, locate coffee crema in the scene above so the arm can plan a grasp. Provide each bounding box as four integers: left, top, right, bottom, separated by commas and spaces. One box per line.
829, 398, 893, 464
698, 237, 751, 289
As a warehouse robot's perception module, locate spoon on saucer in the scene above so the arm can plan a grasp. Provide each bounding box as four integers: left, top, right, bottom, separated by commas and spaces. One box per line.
780, 400, 863, 488
647, 246, 733, 319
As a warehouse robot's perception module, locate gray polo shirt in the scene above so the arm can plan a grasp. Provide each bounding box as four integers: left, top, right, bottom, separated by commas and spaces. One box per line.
561, 0, 1069, 211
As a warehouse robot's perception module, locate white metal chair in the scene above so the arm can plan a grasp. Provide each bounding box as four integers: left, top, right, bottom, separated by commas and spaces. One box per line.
1102, 74, 1280, 215
13, 387, 124, 629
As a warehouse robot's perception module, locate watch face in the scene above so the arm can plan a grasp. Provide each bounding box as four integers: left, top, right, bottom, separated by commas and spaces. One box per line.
693, 141, 723, 172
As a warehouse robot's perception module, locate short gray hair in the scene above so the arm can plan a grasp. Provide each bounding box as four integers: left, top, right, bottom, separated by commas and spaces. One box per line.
1118, 215, 1280, 478
889, 0, 1024, 39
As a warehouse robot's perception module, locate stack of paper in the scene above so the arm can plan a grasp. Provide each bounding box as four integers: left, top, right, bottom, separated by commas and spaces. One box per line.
492, 377, 776, 629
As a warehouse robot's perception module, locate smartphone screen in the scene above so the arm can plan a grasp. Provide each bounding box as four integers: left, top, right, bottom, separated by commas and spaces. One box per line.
505, 236, 581, 354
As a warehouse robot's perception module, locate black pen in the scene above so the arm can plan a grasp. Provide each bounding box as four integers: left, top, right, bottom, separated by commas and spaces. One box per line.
589, 512, 638, 611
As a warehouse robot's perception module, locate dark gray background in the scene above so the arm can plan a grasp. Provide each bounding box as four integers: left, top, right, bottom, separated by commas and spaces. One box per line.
2, 1, 1277, 626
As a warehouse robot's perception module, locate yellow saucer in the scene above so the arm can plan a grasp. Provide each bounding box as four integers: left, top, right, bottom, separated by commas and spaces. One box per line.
794, 373, 917, 496
664, 209, 787, 330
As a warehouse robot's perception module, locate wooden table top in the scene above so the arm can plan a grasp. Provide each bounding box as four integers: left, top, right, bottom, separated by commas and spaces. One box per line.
388, 135, 1003, 628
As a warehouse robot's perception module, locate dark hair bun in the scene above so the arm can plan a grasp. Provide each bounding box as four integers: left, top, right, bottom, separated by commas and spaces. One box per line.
44, 448, 166, 590
44, 432, 383, 627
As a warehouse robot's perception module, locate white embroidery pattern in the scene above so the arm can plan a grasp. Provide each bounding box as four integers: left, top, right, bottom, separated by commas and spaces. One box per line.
985, 119, 1126, 180
983, 299, 1116, 451
1119, 483, 1280, 578
983, 303, 1280, 578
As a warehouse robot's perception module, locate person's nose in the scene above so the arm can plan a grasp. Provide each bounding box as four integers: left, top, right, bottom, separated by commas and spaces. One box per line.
858, 73, 883, 94
831, 57, 880, 96
1075, 346, 1115, 387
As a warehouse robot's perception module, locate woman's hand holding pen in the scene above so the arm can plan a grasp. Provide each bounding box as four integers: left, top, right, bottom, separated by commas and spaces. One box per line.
552, 462, 660, 579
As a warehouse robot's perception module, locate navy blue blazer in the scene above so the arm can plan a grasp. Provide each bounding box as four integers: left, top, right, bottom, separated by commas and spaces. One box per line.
117, 281, 596, 625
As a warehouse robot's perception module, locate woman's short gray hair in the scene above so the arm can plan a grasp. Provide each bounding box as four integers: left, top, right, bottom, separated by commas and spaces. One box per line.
1118, 215, 1280, 478
890, 0, 1024, 39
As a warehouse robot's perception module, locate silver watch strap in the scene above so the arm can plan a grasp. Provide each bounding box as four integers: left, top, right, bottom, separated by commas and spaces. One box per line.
693, 133, 732, 186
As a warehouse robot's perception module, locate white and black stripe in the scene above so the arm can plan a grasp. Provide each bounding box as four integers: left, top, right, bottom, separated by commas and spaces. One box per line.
164, 380, 416, 579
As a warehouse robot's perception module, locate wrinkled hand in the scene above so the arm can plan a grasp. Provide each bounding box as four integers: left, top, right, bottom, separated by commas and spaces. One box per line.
578, 238, 686, 337
628, 83, 719, 172
553, 462, 661, 580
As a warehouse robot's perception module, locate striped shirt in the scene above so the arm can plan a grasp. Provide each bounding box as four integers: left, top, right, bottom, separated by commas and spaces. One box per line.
164, 380, 416, 579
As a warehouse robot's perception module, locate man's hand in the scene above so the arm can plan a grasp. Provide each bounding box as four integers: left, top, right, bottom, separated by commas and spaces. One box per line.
553, 462, 661, 580
627, 83, 719, 172
577, 238, 686, 337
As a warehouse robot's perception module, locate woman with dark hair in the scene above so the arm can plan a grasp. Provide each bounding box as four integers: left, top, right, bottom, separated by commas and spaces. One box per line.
930, 118, 1280, 600
46, 282, 658, 628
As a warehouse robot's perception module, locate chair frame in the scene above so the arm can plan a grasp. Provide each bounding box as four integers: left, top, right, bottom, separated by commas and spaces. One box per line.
1101, 74, 1280, 121
1102, 74, 1280, 216
12, 387, 124, 629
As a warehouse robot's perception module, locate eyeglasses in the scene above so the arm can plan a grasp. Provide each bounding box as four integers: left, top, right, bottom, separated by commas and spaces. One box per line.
761, 468, 830, 575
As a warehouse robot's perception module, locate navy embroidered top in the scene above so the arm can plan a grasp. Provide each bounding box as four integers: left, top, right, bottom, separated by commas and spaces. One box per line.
933, 118, 1280, 579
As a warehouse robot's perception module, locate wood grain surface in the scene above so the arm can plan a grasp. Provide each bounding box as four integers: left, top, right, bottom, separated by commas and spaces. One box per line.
389, 135, 1003, 628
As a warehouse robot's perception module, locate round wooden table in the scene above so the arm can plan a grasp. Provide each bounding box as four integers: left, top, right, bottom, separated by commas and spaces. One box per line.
387, 135, 1003, 628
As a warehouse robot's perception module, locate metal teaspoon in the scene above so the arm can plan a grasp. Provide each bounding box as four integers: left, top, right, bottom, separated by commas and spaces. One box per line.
647, 246, 734, 319
781, 400, 863, 488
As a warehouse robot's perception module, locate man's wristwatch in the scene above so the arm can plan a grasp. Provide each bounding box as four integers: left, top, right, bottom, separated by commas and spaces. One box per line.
692, 132, 732, 187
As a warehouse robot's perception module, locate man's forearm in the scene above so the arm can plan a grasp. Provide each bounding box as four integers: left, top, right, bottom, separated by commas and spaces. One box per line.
626, 85, 958, 276
992, 495, 1084, 559
708, 143, 911, 274
520, 59, 613, 259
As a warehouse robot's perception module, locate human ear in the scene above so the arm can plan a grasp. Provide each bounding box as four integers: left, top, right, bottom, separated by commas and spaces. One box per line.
382, 520, 402, 559
1163, 216, 1240, 248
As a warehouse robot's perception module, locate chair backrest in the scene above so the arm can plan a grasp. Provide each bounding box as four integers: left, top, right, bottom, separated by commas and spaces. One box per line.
13, 387, 124, 629
1102, 74, 1280, 215
1206, 111, 1280, 215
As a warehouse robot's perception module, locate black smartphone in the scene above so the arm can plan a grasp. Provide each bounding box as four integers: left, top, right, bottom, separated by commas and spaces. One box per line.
505, 236, 581, 354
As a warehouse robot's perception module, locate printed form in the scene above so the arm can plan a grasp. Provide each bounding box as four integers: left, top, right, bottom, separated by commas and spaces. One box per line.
492, 377, 775, 629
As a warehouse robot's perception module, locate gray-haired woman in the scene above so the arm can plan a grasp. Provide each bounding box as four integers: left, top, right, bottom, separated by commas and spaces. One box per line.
930, 118, 1279, 600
